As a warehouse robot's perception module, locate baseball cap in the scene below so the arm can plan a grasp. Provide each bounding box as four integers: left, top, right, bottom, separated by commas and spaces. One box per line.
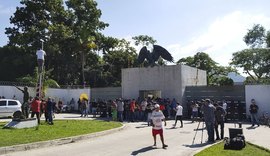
154, 104, 160, 108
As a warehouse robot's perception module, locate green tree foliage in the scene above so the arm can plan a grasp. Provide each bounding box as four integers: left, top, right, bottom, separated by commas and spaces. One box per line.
177, 52, 235, 85
102, 39, 137, 87
231, 24, 270, 84
243, 24, 266, 48
0, 46, 35, 81
4, 0, 121, 86
16, 68, 60, 88
230, 48, 270, 83
218, 77, 234, 86
132, 35, 157, 46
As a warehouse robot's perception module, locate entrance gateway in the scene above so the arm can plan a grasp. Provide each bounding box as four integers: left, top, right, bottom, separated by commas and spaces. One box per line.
139, 90, 161, 99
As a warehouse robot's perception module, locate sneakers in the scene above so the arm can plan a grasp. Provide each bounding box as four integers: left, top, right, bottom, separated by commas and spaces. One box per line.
152, 144, 168, 149
162, 144, 168, 149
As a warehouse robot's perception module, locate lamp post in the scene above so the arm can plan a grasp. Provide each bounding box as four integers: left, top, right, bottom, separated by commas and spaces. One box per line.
40, 39, 44, 50
82, 50, 85, 88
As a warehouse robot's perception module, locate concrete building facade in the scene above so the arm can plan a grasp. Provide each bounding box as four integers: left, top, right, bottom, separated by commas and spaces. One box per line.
245, 85, 270, 118
121, 64, 207, 103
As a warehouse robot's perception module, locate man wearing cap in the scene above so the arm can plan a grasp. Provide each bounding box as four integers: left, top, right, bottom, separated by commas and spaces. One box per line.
151, 104, 168, 149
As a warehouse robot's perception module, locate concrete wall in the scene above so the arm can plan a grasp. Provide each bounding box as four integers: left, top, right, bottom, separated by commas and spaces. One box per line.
91, 87, 122, 101
0, 86, 90, 110
0, 86, 35, 102
180, 65, 207, 102
122, 64, 207, 103
46, 88, 90, 110
245, 85, 270, 117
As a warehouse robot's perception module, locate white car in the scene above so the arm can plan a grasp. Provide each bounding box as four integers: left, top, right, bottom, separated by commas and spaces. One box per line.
0, 99, 22, 117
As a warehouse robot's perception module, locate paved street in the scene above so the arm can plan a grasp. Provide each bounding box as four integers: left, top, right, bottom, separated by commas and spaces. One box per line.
1, 114, 270, 156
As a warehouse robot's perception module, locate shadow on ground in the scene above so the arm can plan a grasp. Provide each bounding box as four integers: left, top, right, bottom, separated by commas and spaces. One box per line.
183, 142, 211, 148
246, 125, 258, 130
131, 146, 156, 155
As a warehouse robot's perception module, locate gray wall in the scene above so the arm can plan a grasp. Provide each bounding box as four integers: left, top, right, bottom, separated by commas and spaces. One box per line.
122, 64, 207, 102
0, 86, 90, 110
91, 87, 122, 101
183, 85, 246, 118
245, 85, 270, 117
180, 65, 207, 103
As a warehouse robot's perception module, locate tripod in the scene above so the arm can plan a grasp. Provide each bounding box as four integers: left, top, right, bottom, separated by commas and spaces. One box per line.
192, 119, 205, 145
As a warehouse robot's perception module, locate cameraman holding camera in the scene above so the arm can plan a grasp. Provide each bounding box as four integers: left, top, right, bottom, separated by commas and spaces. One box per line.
201, 99, 216, 143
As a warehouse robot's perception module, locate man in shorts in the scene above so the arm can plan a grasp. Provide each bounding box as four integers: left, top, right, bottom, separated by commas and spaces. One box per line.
151, 104, 168, 149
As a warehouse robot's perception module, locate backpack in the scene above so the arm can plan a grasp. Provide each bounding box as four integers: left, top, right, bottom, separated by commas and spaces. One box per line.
215, 106, 225, 122
224, 134, 246, 150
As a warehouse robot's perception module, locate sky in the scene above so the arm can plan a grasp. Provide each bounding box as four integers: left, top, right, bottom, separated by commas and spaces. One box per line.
1, 0, 270, 73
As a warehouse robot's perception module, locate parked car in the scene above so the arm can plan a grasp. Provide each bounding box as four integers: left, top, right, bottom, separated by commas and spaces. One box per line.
0, 99, 22, 117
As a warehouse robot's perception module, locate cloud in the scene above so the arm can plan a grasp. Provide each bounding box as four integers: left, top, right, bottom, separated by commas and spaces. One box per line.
167, 11, 270, 66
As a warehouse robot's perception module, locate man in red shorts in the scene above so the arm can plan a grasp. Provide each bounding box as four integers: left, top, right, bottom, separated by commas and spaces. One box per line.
151, 104, 168, 149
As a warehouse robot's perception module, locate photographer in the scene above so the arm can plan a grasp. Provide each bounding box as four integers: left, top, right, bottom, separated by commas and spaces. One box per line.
214, 103, 226, 140
201, 99, 216, 143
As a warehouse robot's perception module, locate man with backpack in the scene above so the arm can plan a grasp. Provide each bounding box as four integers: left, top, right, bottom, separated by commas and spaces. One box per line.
214, 103, 226, 140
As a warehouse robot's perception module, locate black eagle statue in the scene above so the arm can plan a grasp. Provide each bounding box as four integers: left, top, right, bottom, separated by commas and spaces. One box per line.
137, 45, 174, 66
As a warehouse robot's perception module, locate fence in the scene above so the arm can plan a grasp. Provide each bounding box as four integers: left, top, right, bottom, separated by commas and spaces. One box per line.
183, 85, 246, 120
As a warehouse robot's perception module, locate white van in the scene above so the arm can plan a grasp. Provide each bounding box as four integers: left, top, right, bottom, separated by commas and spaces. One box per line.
0, 99, 22, 117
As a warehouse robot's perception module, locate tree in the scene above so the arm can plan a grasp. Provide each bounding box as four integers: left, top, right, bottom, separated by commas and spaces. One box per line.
244, 24, 266, 48
5, 0, 113, 86
217, 77, 234, 86
0, 46, 35, 81
230, 48, 270, 83
132, 35, 157, 46
102, 39, 137, 86
177, 52, 235, 85
231, 24, 270, 84
16, 68, 59, 88
6, 0, 66, 51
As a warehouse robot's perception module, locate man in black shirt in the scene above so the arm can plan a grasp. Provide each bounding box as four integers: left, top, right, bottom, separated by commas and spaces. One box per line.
14, 86, 29, 118
249, 99, 259, 127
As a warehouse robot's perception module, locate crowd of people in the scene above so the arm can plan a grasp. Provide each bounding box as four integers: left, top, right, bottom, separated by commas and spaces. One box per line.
78, 97, 182, 123
20, 96, 65, 125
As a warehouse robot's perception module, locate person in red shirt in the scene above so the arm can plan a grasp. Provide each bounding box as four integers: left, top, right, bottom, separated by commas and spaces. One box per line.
31, 97, 41, 124
130, 99, 136, 122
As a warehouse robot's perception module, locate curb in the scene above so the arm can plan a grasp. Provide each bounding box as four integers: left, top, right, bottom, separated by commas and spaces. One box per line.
0, 124, 126, 155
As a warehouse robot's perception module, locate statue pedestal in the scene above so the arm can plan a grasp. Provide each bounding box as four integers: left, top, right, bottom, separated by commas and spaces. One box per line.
4, 118, 38, 129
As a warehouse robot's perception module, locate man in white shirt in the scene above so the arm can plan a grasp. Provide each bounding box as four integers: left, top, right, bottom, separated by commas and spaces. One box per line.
140, 98, 147, 121
151, 104, 168, 149
36, 49, 46, 73
222, 100, 227, 122
174, 103, 183, 128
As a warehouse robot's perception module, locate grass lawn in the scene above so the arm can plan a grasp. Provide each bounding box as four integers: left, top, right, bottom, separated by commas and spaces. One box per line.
0, 120, 122, 147
195, 142, 270, 156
